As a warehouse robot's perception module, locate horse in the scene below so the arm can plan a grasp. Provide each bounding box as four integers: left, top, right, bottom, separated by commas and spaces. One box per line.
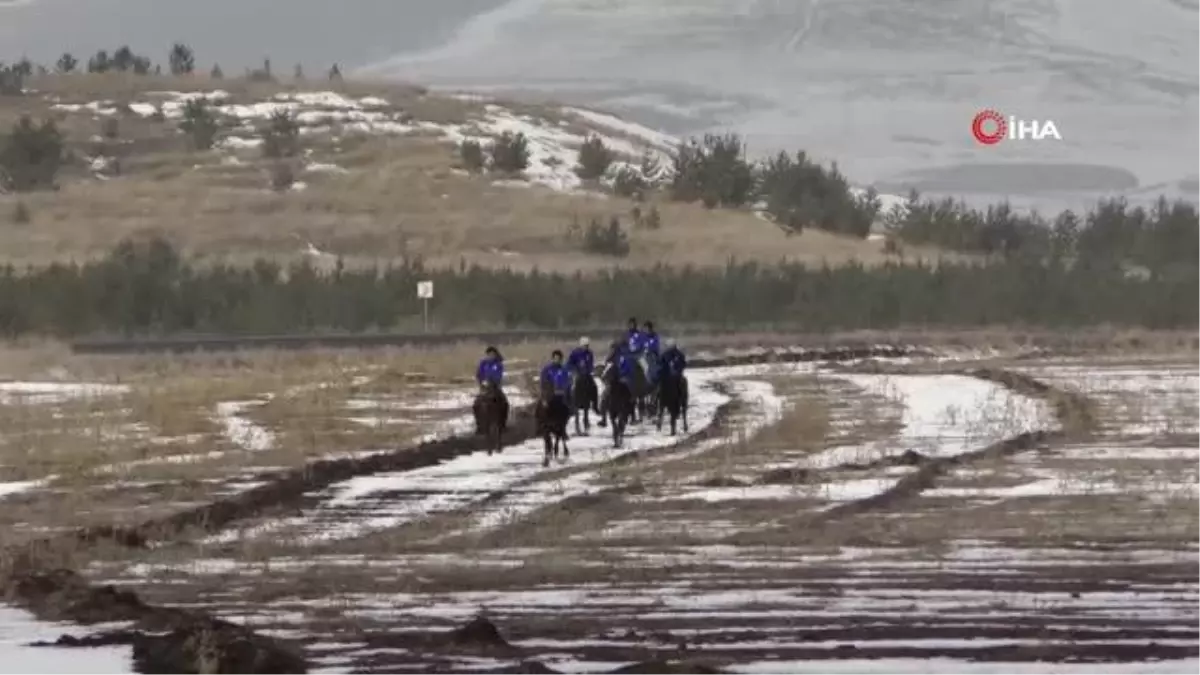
570, 369, 599, 436
536, 389, 571, 467
656, 371, 689, 435
626, 355, 655, 424
473, 380, 508, 456
598, 363, 635, 449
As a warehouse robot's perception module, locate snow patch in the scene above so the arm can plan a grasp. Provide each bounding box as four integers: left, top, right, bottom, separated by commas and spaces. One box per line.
214, 400, 275, 452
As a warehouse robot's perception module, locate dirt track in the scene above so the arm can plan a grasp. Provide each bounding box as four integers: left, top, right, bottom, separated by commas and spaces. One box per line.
2, 345, 1196, 673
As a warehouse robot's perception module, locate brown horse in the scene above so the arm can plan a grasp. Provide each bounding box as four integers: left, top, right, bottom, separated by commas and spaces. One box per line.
473, 381, 508, 455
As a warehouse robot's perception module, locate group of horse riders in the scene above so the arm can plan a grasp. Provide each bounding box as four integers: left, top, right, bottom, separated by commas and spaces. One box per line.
472, 318, 688, 436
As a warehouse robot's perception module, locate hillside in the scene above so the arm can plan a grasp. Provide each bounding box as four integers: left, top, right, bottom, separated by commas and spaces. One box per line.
0, 72, 954, 272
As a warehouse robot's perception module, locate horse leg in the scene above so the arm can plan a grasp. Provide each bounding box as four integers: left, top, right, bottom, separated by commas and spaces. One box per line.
543, 433, 552, 468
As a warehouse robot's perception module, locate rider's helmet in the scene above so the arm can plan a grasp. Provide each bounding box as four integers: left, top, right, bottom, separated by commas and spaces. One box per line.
485, 345, 499, 357
551, 349, 564, 361
579, 336, 589, 347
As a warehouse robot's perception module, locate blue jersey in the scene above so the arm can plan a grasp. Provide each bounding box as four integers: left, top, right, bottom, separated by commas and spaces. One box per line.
616, 353, 635, 380
476, 358, 504, 385
567, 347, 595, 375
541, 363, 571, 392
642, 332, 661, 355
627, 329, 645, 353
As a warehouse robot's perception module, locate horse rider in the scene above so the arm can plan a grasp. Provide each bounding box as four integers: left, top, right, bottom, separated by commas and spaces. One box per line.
625, 317, 644, 355
658, 337, 687, 380
598, 339, 636, 428
610, 339, 637, 386
539, 349, 572, 404
641, 320, 661, 384
567, 336, 599, 411
474, 346, 508, 435
568, 337, 596, 377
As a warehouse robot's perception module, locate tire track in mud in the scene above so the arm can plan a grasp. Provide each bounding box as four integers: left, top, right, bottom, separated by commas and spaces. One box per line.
413, 380, 749, 548
0, 344, 925, 674
490, 361, 1099, 545
776, 363, 1101, 530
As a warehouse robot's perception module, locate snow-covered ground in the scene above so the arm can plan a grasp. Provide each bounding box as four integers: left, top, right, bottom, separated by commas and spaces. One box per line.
1012, 363, 1198, 437
204, 363, 790, 546
655, 372, 1055, 506
5, 354, 1195, 673
0, 381, 128, 406
66, 358, 1196, 674
0, 606, 132, 674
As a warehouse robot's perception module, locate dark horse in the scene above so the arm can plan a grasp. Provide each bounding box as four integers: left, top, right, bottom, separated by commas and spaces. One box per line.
600, 363, 635, 448
626, 355, 655, 424
536, 387, 572, 467
473, 381, 508, 455
571, 370, 599, 435
655, 371, 689, 435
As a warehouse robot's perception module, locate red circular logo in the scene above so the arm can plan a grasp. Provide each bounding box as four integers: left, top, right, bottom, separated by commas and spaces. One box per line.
972, 109, 1007, 145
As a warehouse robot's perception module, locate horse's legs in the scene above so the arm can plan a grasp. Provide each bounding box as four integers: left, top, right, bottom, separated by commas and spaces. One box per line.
542, 433, 552, 467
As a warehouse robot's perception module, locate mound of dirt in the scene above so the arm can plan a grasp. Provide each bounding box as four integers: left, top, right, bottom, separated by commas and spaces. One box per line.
610, 660, 726, 674
3, 569, 307, 674
755, 467, 812, 485
697, 476, 749, 488
450, 615, 512, 649
133, 619, 307, 674
499, 661, 563, 674
891, 449, 931, 467
838, 448, 932, 472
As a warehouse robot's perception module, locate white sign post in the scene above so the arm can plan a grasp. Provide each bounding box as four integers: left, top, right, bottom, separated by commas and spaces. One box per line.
416, 280, 433, 332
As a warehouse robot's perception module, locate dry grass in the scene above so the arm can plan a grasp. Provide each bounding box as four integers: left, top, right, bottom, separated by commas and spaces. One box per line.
0, 340, 558, 490
0, 73, 966, 271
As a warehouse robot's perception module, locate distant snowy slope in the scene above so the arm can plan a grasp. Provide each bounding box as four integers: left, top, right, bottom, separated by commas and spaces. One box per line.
361, 0, 1198, 213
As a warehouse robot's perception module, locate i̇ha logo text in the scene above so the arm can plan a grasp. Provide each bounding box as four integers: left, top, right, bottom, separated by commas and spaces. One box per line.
972, 109, 1062, 145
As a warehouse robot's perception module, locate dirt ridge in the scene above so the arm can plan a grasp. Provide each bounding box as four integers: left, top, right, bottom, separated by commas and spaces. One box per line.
801, 361, 1100, 526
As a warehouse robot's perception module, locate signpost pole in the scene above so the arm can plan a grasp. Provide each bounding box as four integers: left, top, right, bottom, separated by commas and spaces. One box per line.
417, 280, 433, 333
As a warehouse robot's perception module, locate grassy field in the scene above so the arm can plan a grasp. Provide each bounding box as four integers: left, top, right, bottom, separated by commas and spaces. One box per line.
0, 72, 966, 272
